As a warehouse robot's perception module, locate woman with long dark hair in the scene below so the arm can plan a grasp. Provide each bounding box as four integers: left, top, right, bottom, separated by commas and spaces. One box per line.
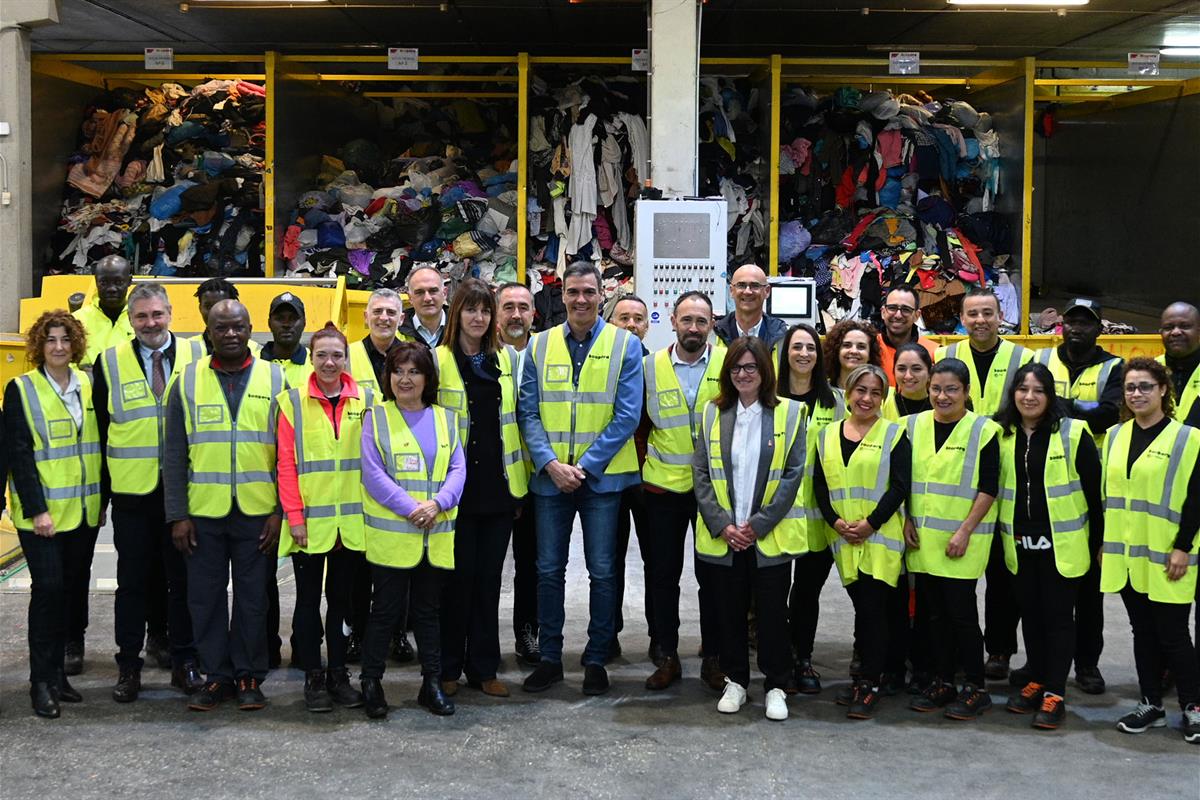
883, 342, 933, 420
994, 362, 1103, 730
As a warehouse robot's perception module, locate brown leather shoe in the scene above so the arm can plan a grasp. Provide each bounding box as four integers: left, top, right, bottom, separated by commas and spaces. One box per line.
645, 655, 682, 691
470, 678, 510, 698
441, 680, 459, 696
700, 656, 726, 692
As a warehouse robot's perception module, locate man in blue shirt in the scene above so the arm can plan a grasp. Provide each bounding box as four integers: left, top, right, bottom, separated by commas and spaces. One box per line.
518, 262, 643, 696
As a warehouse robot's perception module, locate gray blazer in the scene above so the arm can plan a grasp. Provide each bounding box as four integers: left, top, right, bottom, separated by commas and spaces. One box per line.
692, 398, 807, 567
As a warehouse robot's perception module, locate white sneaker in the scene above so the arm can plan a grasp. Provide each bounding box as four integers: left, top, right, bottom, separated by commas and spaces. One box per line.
765, 687, 789, 721
717, 678, 747, 713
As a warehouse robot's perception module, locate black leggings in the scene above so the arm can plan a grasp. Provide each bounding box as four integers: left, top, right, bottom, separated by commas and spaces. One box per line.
789, 548, 834, 660
1121, 587, 1199, 710
291, 546, 363, 672
361, 561, 445, 679
846, 575, 891, 685
1013, 549, 1079, 697
917, 573, 986, 687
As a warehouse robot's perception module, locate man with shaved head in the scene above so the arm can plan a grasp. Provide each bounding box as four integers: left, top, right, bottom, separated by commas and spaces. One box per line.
74, 254, 135, 370
712, 261, 787, 348
163, 299, 286, 713
1159, 302, 1200, 429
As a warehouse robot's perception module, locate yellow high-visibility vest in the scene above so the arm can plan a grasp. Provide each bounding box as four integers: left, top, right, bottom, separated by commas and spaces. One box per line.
73, 299, 134, 367
1036, 347, 1121, 445
642, 345, 724, 492
795, 389, 845, 552
935, 339, 1033, 416
1157, 354, 1199, 423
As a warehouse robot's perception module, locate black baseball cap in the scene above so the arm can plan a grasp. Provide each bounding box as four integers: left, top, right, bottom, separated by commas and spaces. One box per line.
269, 292, 305, 317
1063, 297, 1102, 321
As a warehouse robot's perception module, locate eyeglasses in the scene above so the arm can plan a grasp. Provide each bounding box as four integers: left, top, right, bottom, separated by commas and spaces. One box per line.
729, 363, 759, 375
732, 282, 767, 292
1123, 382, 1160, 395
883, 303, 916, 316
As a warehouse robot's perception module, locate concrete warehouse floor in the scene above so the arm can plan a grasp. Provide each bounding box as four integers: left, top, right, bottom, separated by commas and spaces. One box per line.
0, 523, 1196, 800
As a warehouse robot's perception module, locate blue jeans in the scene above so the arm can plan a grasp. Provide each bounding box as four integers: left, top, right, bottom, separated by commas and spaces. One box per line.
534, 484, 621, 667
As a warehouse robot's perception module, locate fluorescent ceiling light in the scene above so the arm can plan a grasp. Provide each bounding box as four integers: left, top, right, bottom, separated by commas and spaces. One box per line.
1161, 47, 1200, 56
947, 0, 1089, 5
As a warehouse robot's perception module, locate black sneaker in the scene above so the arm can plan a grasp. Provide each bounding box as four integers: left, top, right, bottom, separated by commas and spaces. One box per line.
1032, 694, 1066, 730
344, 632, 363, 664
390, 632, 415, 664
1116, 699, 1166, 734
303, 670, 333, 713
1006, 681, 1044, 715
1183, 704, 1200, 745
112, 668, 142, 703
1008, 662, 1032, 688
984, 654, 1010, 682
847, 681, 880, 720
514, 624, 540, 667
910, 680, 956, 712
945, 684, 993, 721
188, 680, 234, 711
327, 668, 364, 708
794, 659, 822, 695
583, 664, 610, 696
64, 640, 84, 676
236, 677, 266, 711
1074, 665, 1106, 695
522, 661, 564, 693
145, 633, 172, 670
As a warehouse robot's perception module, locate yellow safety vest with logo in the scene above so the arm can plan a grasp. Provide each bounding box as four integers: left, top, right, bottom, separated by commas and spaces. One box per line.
694, 399, 806, 562
433, 344, 530, 498
1035, 347, 1121, 445
9, 368, 102, 532
178, 356, 283, 518
796, 388, 845, 551
348, 338, 397, 396
529, 323, 637, 474
1157, 354, 1199, 423
905, 410, 1000, 579
642, 344, 724, 492
269, 349, 314, 390
277, 382, 373, 556
362, 402, 459, 569
1100, 419, 1200, 603
74, 298, 135, 367
935, 339, 1033, 417
817, 419, 906, 587
101, 336, 204, 495
997, 418, 1092, 578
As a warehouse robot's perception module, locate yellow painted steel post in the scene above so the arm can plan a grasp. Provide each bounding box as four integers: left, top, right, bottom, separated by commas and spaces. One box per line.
265, 51, 277, 278
517, 52, 529, 285
1021, 57, 1034, 335
769, 55, 782, 275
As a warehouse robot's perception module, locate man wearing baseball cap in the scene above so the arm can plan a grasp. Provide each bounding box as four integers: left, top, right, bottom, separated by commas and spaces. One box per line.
1029, 296, 1122, 697
263, 293, 313, 390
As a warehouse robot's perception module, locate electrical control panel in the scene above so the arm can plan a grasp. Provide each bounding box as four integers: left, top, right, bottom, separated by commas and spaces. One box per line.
634, 199, 728, 352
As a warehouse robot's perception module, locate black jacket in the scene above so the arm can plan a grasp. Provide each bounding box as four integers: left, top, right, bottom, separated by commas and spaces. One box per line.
713, 312, 788, 349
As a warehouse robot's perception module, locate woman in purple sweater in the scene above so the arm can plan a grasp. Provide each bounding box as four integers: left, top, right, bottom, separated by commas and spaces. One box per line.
358, 342, 465, 718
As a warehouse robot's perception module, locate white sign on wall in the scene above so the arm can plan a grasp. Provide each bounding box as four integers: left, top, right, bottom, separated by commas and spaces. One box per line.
889, 51, 920, 75
144, 48, 174, 70
388, 48, 419, 71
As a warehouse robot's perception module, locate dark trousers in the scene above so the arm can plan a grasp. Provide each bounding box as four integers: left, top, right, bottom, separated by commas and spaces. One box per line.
185, 510, 270, 683
846, 575, 892, 685
918, 573, 986, 687
291, 546, 363, 672
639, 489, 698, 656
885, 576, 913, 677
614, 484, 653, 640
511, 494, 538, 642
1014, 549, 1079, 697
984, 534, 1020, 657
1073, 558, 1104, 670
909, 578, 934, 677
441, 512, 512, 682
362, 561, 444, 678
266, 554, 282, 659
19, 527, 94, 684
113, 501, 195, 670
789, 547, 834, 660
1121, 586, 1200, 710
717, 551, 793, 691
63, 525, 99, 644
349, 555, 371, 635
693, 552, 723, 659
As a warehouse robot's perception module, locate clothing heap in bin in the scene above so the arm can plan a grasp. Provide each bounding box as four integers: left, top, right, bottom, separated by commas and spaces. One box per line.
280, 98, 519, 291
48, 80, 267, 277
773, 86, 1014, 333
525, 74, 648, 316
698, 76, 771, 266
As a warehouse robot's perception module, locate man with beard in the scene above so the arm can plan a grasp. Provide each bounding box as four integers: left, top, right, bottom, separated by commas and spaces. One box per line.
639, 292, 727, 692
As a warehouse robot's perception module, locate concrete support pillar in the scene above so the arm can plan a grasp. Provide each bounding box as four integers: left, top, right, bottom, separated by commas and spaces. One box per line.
648, 0, 700, 197
0, 1, 59, 332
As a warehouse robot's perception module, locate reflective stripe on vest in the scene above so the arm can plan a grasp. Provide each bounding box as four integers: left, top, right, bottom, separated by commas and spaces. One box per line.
1158, 355, 1200, 423
1100, 420, 1200, 603
277, 383, 370, 555
642, 345, 724, 492
434, 344, 530, 498
997, 418, 1092, 579
938, 339, 1031, 417
348, 339, 383, 395
180, 356, 283, 518
8, 369, 102, 532
817, 419, 906, 587
694, 399, 805, 562
906, 410, 1000, 579
792, 389, 846, 551
1037, 348, 1121, 444
362, 403, 459, 569
530, 323, 637, 474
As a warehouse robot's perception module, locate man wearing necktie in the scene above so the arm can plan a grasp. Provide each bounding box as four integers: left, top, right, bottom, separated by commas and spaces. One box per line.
92, 283, 205, 702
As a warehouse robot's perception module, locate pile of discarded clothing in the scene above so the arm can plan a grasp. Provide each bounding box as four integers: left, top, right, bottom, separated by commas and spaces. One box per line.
772, 87, 1013, 333
48, 79, 267, 277
526, 75, 649, 278
280, 98, 520, 291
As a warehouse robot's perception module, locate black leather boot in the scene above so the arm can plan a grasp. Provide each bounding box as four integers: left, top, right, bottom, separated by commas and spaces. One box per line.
31, 682, 60, 718
417, 674, 455, 716
361, 677, 388, 719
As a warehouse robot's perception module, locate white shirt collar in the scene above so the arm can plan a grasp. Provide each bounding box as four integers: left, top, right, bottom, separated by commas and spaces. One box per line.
670, 344, 710, 367
736, 399, 762, 418
417, 311, 446, 338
